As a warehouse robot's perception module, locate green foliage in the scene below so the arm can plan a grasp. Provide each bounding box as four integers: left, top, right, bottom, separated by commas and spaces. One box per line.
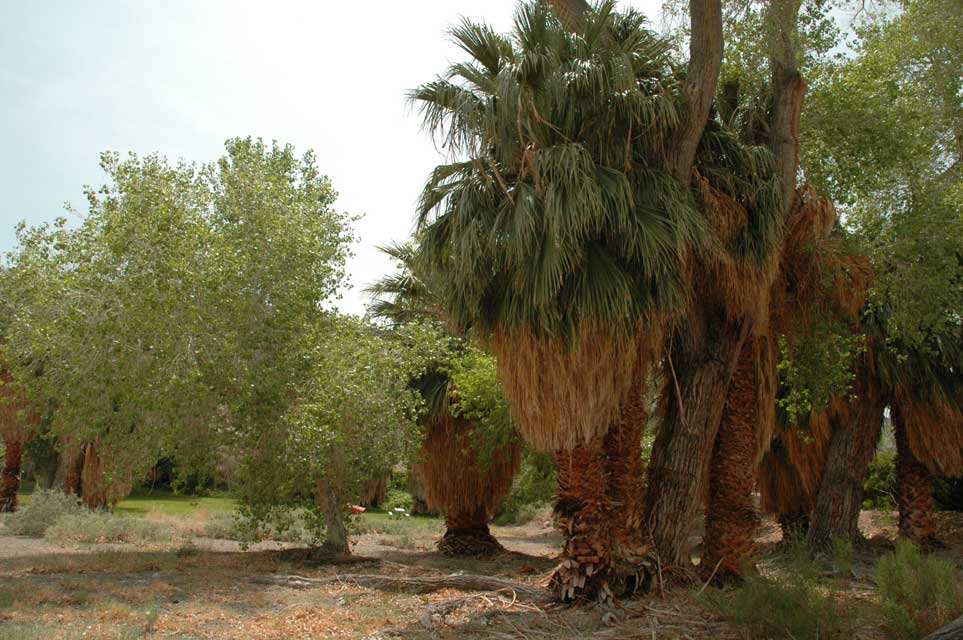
45, 512, 171, 545
0, 138, 355, 485
863, 450, 898, 510
2, 489, 85, 536
494, 448, 555, 526
803, 0, 963, 349
875, 540, 963, 639
232, 315, 435, 546
447, 342, 517, 469
411, 1, 732, 342
705, 567, 853, 640
776, 326, 863, 426
383, 488, 414, 514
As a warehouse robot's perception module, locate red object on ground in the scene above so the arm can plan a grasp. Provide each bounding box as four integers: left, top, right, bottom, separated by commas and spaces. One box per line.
350, 505, 366, 514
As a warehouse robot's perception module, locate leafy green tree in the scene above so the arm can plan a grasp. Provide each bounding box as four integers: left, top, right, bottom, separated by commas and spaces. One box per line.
233, 315, 435, 554
0, 138, 355, 508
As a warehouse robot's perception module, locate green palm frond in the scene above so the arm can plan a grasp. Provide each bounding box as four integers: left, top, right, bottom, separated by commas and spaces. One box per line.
409, 1, 720, 342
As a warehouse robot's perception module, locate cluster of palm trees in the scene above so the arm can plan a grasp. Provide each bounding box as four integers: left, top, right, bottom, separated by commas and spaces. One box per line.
368, 0, 962, 601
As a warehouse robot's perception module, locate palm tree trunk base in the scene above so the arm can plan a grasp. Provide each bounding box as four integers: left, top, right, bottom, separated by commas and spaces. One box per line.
702, 341, 760, 580
895, 409, 940, 548
1, 441, 23, 513
437, 526, 504, 556
552, 436, 616, 601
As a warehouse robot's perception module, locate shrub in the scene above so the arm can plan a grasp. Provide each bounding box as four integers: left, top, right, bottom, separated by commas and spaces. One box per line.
863, 451, 898, 510
45, 512, 171, 545
494, 449, 555, 525
875, 540, 963, 638
3, 490, 85, 536
706, 568, 853, 639
201, 512, 246, 540
382, 488, 414, 513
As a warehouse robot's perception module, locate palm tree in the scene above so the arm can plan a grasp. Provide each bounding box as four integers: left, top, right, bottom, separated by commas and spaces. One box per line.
0, 371, 39, 512
877, 325, 963, 545
368, 243, 521, 556
409, 2, 724, 597
414, 411, 520, 555
706, 186, 870, 572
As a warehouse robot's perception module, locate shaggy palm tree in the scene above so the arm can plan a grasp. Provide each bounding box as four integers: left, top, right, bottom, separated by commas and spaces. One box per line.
410, 3, 720, 597
368, 243, 521, 556
410, 0, 785, 594
875, 323, 963, 545
707, 186, 869, 573
0, 371, 39, 512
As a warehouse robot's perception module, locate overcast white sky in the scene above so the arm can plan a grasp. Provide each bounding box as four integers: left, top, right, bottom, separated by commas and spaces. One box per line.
0, 1, 663, 315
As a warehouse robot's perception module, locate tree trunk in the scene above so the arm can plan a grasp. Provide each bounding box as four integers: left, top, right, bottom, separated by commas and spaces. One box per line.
317, 479, 350, 555
645, 313, 749, 574
602, 370, 651, 594
922, 614, 963, 640
807, 369, 885, 548
550, 434, 615, 601
702, 340, 760, 580
439, 505, 504, 556
764, 0, 806, 218
63, 446, 84, 496
893, 404, 939, 546
1, 440, 23, 513
669, 0, 723, 181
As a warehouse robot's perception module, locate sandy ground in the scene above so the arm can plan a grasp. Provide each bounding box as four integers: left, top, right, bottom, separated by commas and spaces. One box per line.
0, 511, 960, 639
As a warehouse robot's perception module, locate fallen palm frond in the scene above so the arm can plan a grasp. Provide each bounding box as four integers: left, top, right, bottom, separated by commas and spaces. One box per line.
250, 572, 550, 601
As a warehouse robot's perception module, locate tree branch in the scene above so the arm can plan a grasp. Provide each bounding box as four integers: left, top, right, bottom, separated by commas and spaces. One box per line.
669, 0, 724, 182
766, 0, 806, 220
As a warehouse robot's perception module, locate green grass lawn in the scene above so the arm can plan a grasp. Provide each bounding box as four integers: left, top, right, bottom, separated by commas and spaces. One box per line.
14, 482, 442, 534
16, 481, 238, 517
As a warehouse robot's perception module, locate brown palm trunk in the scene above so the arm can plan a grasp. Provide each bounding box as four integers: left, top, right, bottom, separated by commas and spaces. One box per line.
807, 369, 885, 548
439, 505, 503, 556
893, 405, 938, 546
551, 433, 614, 601
645, 313, 749, 574
1, 440, 24, 513
702, 341, 760, 580
602, 371, 651, 594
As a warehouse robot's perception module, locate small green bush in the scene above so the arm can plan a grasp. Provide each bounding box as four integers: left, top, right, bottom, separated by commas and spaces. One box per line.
3, 490, 85, 536
495, 448, 556, 525
863, 451, 897, 510
202, 512, 245, 540
706, 569, 852, 639
875, 540, 963, 638
382, 488, 414, 513
45, 512, 171, 545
